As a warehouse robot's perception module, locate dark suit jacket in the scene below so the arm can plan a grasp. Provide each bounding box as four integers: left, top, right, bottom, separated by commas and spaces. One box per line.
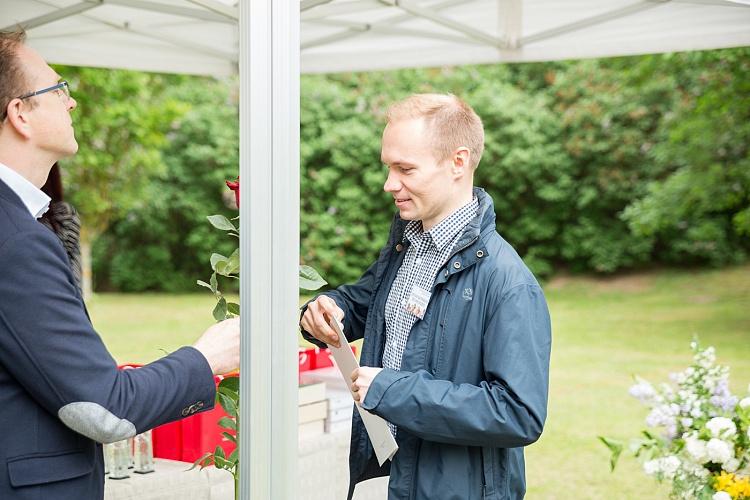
0, 178, 215, 499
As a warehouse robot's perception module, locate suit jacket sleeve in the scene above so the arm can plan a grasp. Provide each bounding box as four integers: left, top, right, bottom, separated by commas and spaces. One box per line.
0, 228, 216, 443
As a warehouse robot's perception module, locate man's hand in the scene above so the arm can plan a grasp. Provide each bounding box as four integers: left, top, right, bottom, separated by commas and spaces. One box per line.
351, 367, 383, 403
192, 317, 240, 375
300, 295, 344, 348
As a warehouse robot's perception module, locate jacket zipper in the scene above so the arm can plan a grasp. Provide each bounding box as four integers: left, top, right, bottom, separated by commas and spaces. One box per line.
400, 235, 484, 498
480, 447, 487, 498
425, 235, 479, 371
409, 440, 423, 500
425, 287, 451, 374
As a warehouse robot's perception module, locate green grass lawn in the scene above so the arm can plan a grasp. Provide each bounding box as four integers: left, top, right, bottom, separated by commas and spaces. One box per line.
88, 265, 750, 499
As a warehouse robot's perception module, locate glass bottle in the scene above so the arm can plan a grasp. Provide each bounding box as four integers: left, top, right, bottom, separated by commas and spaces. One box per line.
133, 430, 155, 474
109, 439, 130, 480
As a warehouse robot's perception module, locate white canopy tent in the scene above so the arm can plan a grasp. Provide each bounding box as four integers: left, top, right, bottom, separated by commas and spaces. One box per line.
1, 1, 748, 498
3, 0, 750, 76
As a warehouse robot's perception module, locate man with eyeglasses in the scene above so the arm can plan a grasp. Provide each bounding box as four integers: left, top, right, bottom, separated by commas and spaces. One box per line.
0, 30, 240, 499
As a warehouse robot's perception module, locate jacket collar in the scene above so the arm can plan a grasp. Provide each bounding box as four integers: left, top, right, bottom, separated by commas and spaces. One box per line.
0, 162, 50, 218
383, 187, 495, 286
0, 175, 29, 214
454, 187, 495, 249
389, 187, 495, 249
432, 188, 494, 285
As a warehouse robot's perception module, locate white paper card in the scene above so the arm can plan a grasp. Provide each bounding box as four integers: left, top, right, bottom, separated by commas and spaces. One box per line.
328, 319, 399, 465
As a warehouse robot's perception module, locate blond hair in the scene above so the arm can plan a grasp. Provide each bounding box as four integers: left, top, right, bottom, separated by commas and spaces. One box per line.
386, 93, 484, 169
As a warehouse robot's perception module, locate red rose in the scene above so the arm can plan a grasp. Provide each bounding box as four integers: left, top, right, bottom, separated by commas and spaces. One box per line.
226, 177, 240, 208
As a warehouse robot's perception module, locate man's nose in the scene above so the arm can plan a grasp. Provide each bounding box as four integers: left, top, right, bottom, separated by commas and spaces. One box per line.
383, 171, 400, 193
67, 96, 77, 111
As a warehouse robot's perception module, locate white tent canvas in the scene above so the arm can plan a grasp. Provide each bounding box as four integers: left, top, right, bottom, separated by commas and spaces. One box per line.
2, 0, 750, 76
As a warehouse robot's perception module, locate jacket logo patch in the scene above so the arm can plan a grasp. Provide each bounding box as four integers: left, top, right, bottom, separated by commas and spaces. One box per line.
462, 288, 473, 301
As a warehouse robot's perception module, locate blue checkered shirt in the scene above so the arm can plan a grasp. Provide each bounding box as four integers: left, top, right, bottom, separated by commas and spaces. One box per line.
382, 197, 479, 435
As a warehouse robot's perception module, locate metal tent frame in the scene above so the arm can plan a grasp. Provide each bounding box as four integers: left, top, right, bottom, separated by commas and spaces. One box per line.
4, 1, 750, 75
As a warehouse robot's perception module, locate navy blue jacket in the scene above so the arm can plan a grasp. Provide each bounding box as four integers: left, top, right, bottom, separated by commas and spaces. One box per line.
303, 188, 552, 499
0, 179, 215, 499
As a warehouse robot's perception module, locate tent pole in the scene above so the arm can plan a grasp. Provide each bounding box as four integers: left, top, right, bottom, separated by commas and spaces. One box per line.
239, 0, 300, 497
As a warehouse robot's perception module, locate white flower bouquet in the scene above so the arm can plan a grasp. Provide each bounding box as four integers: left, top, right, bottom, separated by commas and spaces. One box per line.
600, 343, 750, 499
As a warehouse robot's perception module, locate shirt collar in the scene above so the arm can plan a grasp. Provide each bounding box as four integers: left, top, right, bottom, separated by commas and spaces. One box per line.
403, 220, 425, 246
403, 196, 479, 251
0, 162, 51, 219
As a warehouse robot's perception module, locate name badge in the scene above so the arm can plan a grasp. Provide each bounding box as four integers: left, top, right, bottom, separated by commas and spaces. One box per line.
404, 285, 431, 320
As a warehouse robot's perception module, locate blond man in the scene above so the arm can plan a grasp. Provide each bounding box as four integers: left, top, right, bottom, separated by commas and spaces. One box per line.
302, 94, 552, 499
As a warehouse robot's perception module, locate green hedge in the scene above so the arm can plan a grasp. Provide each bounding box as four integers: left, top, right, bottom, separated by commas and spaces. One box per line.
92, 48, 749, 291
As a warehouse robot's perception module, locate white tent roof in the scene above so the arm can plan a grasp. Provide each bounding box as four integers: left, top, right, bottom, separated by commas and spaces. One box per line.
2, 0, 749, 76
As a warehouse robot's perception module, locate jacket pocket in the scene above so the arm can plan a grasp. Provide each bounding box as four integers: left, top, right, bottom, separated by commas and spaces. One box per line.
8, 449, 94, 487
482, 447, 511, 499
480, 446, 495, 497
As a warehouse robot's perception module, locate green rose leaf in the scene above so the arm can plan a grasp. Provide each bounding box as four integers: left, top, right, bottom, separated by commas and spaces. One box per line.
207, 214, 238, 232
213, 444, 230, 470
217, 392, 237, 416
210, 272, 218, 294
211, 253, 228, 273
213, 297, 228, 321
219, 376, 239, 394
212, 250, 239, 277
189, 451, 214, 471
217, 386, 239, 416
218, 416, 237, 431
223, 248, 240, 275
227, 302, 240, 315
299, 264, 327, 290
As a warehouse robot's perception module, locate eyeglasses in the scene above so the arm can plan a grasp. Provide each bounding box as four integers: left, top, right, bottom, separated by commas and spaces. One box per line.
18, 80, 71, 102
1, 81, 71, 122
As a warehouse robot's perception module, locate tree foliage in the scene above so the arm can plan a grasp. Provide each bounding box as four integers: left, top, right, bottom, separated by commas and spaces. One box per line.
92, 79, 239, 291
56, 66, 188, 238
621, 50, 750, 266
86, 48, 749, 291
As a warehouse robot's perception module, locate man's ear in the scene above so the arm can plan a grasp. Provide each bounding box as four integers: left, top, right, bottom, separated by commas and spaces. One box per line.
451, 147, 471, 178
4, 98, 33, 140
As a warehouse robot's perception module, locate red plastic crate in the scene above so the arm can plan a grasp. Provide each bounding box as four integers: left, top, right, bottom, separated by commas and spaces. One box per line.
298, 347, 315, 383
152, 420, 183, 461
299, 348, 314, 372
311, 346, 357, 370
312, 347, 333, 369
